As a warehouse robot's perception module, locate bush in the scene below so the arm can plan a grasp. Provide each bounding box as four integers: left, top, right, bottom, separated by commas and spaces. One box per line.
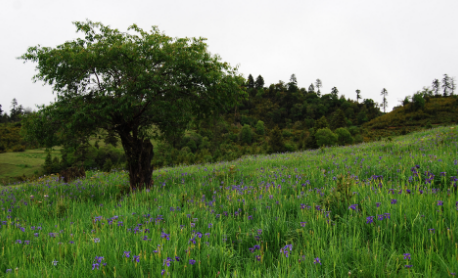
186, 139, 197, 153
315, 128, 338, 147
268, 125, 286, 153
354, 134, 364, 144
284, 142, 296, 152
255, 120, 265, 135
347, 126, 360, 136
334, 128, 354, 145
239, 124, 253, 145
282, 130, 293, 138
0, 143, 5, 153
12, 145, 26, 152
102, 158, 113, 172
425, 120, 432, 129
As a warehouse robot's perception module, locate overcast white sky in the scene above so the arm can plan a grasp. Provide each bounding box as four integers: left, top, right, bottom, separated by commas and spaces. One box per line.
1, 0, 457, 115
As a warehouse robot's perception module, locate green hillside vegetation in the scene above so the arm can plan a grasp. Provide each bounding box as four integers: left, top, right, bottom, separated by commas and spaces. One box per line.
2, 92, 457, 186
364, 96, 458, 139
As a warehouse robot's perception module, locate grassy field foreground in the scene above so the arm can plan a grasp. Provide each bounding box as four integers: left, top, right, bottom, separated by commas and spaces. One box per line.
0, 126, 457, 277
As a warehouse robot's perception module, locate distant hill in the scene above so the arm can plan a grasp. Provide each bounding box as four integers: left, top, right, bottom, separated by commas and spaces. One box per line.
362, 96, 458, 139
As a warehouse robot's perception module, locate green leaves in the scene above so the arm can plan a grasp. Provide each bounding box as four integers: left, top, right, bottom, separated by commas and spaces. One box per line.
20, 19, 243, 156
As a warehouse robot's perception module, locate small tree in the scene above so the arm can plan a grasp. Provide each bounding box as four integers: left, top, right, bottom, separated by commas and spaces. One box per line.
356, 89, 361, 103
255, 75, 265, 89
268, 125, 285, 153
380, 88, 388, 113
102, 158, 113, 172
255, 120, 265, 136
247, 74, 255, 89
442, 74, 451, 96
411, 92, 425, 111
315, 128, 338, 147
240, 124, 253, 145
432, 79, 440, 96
334, 127, 353, 145
43, 149, 53, 174
315, 116, 329, 130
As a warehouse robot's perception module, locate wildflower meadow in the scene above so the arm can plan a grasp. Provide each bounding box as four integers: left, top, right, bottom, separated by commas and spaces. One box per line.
1, 126, 457, 277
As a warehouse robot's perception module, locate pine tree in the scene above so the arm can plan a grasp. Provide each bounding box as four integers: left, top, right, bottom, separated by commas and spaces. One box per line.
442, 74, 451, 96
247, 74, 255, 89
308, 84, 315, 94
380, 88, 388, 113
432, 79, 440, 96
43, 149, 53, 174
331, 87, 339, 99
315, 79, 322, 92
255, 75, 265, 89
288, 74, 298, 92
356, 89, 361, 103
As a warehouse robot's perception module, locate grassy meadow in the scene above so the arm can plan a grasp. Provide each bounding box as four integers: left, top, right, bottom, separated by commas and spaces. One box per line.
0, 126, 457, 277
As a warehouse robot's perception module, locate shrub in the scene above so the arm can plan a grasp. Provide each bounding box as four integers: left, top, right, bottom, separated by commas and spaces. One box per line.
240, 124, 253, 145
186, 139, 197, 153
268, 125, 285, 153
284, 141, 296, 152
347, 126, 360, 136
12, 145, 26, 152
315, 116, 330, 130
0, 143, 5, 153
315, 128, 338, 147
354, 134, 364, 144
255, 120, 265, 135
102, 158, 113, 172
334, 128, 354, 145
282, 129, 293, 138
425, 120, 432, 129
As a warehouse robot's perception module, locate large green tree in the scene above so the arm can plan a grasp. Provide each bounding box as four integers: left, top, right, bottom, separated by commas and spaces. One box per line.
20, 20, 245, 190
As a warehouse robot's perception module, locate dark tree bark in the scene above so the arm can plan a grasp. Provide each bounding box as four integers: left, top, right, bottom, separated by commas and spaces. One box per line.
118, 128, 154, 191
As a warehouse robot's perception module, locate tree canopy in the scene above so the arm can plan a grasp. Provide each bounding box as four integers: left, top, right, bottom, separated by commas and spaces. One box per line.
20, 20, 246, 190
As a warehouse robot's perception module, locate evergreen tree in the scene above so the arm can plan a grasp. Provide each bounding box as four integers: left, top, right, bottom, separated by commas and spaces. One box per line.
315, 79, 322, 92
442, 74, 451, 96
43, 149, 53, 174
380, 88, 388, 113
308, 84, 315, 94
432, 79, 440, 96
356, 89, 361, 103
331, 87, 339, 99
0, 104, 3, 123
288, 74, 298, 92
315, 116, 329, 130
268, 125, 285, 153
247, 74, 255, 89
255, 75, 265, 89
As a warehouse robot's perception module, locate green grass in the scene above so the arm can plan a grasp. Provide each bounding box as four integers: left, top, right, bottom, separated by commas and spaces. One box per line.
0, 126, 457, 277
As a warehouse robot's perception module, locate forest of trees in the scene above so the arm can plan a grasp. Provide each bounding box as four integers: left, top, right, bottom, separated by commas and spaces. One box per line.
1, 73, 456, 178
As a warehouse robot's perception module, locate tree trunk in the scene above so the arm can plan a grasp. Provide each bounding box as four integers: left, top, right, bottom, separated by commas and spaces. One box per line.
119, 133, 154, 191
